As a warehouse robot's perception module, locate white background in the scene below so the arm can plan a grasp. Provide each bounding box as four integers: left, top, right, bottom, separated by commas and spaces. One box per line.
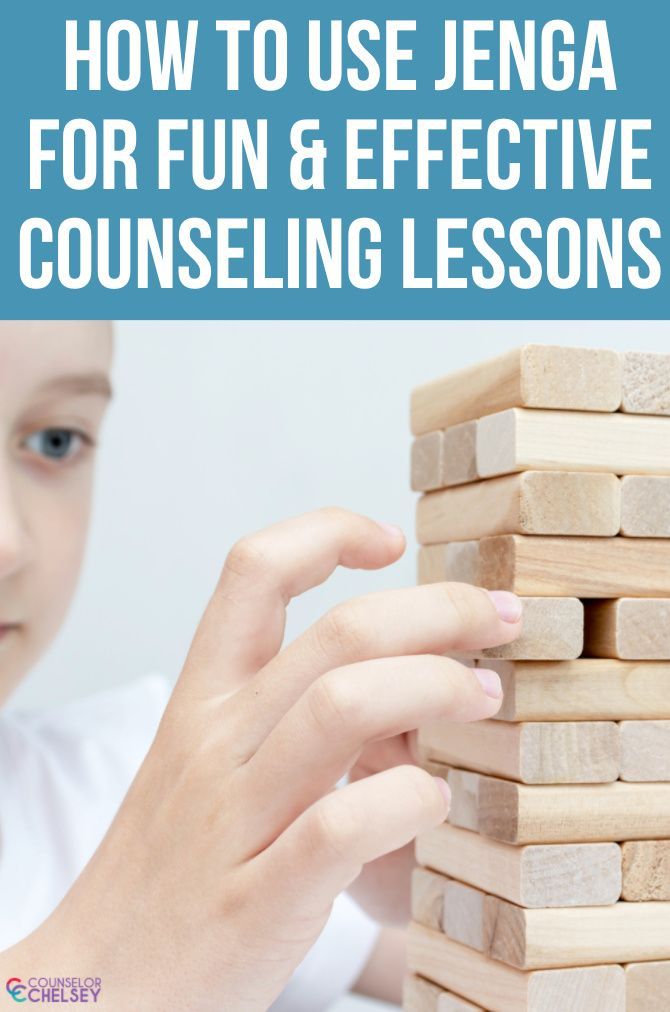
8, 321, 668, 1012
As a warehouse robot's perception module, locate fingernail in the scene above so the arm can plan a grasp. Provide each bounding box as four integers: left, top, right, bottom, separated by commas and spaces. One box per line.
433, 777, 451, 811
487, 590, 523, 623
475, 667, 503, 699
376, 521, 404, 540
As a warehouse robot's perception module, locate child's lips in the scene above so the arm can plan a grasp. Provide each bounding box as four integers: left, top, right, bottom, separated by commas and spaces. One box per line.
0, 623, 20, 641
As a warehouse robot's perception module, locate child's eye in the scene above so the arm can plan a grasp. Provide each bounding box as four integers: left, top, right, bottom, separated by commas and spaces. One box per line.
23, 428, 88, 462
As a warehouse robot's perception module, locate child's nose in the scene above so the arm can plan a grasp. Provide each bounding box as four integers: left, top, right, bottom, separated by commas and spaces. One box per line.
0, 477, 32, 579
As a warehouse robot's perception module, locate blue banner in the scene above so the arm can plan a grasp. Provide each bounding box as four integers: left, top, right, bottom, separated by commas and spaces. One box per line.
1, 2, 668, 318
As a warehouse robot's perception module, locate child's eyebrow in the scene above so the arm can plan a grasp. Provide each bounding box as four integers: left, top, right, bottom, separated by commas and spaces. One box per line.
37, 373, 114, 401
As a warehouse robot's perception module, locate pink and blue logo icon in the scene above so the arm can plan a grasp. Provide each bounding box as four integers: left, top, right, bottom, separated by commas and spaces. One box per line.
5, 979, 27, 1003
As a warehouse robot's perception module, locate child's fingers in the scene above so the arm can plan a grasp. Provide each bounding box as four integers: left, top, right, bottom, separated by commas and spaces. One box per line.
247, 764, 450, 921
224, 582, 521, 758
177, 508, 405, 699
227, 654, 499, 860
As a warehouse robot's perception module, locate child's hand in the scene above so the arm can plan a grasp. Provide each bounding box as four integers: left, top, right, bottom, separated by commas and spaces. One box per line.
11, 509, 521, 1011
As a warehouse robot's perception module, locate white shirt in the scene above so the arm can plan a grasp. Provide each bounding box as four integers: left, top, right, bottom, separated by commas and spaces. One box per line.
0, 675, 380, 1009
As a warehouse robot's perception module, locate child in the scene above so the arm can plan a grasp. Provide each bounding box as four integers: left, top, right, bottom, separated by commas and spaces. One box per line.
0, 322, 521, 1010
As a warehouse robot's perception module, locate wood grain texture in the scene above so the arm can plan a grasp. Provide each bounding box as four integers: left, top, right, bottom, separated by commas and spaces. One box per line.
439, 765, 670, 844
416, 472, 620, 544
620, 722, 670, 782
415, 822, 622, 907
410, 346, 621, 436
488, 659, 670, 722
412, 866, 447, 930
585, 600, 670, 660
418, 542, 480, 585
621, 351, 670, 416
419, 719, 619, 784
443, 421, 479, 487
477, 408, 670, 479
620, 476, 670, 538
407, 923, 625, 1012
622, 842, 670, 901
476, 535, 670, 598
440, 882, 670, 969
403, 974, 484, 1012
418, 545, 450, 584
412, 431, 445, 492
476, 597, 584, 661
625, 961, 670, 1011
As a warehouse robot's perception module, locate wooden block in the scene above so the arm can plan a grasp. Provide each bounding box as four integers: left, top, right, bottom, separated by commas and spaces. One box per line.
416, 823, 621, 907
620, 476, 670, 538
625, 961, 670, 1011
443, 421, 478, 487
488, 659, 670, 722
410, 346, 621, 436
419, 719, 619, 784
477, 408, 670, 479
418, 545, 449, 584
416, 472, 620, 544
418, 543, 480, 585
439, 765, 670, 844
476, 535, 670, 598
407, 924, 625, 1012
441, 882, 670, 969
620, 722, 670, 781
403, 974, 443, 1012
412, 432, 445, 492
585, 600, 670, 660
403, 974, 484, 1012
476, 597, 584, 661
622, 842, 670, 901
411, 426, 477, 492
412, 866, 446, 930
621, 351, 670, 416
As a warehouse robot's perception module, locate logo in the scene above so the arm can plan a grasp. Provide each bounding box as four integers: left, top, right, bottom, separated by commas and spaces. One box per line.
5, 977, 101, 1004
5, 980, 26, 1003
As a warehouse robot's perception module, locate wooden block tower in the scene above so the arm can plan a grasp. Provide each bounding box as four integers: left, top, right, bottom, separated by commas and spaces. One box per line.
404, 346, 670, 1012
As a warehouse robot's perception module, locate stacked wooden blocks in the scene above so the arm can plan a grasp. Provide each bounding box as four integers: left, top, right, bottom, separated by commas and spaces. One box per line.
404, 346, 670, 1012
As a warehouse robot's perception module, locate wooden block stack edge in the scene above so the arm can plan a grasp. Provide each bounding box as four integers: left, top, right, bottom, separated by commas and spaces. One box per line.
406, 345, 670, 1012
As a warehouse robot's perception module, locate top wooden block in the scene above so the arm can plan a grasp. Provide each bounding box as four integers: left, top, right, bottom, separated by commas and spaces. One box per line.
410, 346, 621, 435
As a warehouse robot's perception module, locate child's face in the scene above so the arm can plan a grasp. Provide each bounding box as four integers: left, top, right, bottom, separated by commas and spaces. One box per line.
0, 323, 113, 703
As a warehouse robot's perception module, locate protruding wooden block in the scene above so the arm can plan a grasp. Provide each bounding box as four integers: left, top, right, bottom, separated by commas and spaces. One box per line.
440, 882, 670, 970
476, 597, 584, 661
625, 961, 670, 1011
410, 346, 621, 436
419, 719, 619, 784
412, 866, 447, 930
620, 721, 670, 781
622, 842, 670, 901
585, 600, 670, 660
475, 536, 670, 598
407, 924, 625, 1012
621, 351, 670, 416
403, 974, 484, 1012
439, 765, 670, 844
416, 472, 620, 544
620, 476, 670, 537
416, 823, 621, 907
412, 432, 445, 492
489, 659, 670, 722
477, 408, 670, 479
